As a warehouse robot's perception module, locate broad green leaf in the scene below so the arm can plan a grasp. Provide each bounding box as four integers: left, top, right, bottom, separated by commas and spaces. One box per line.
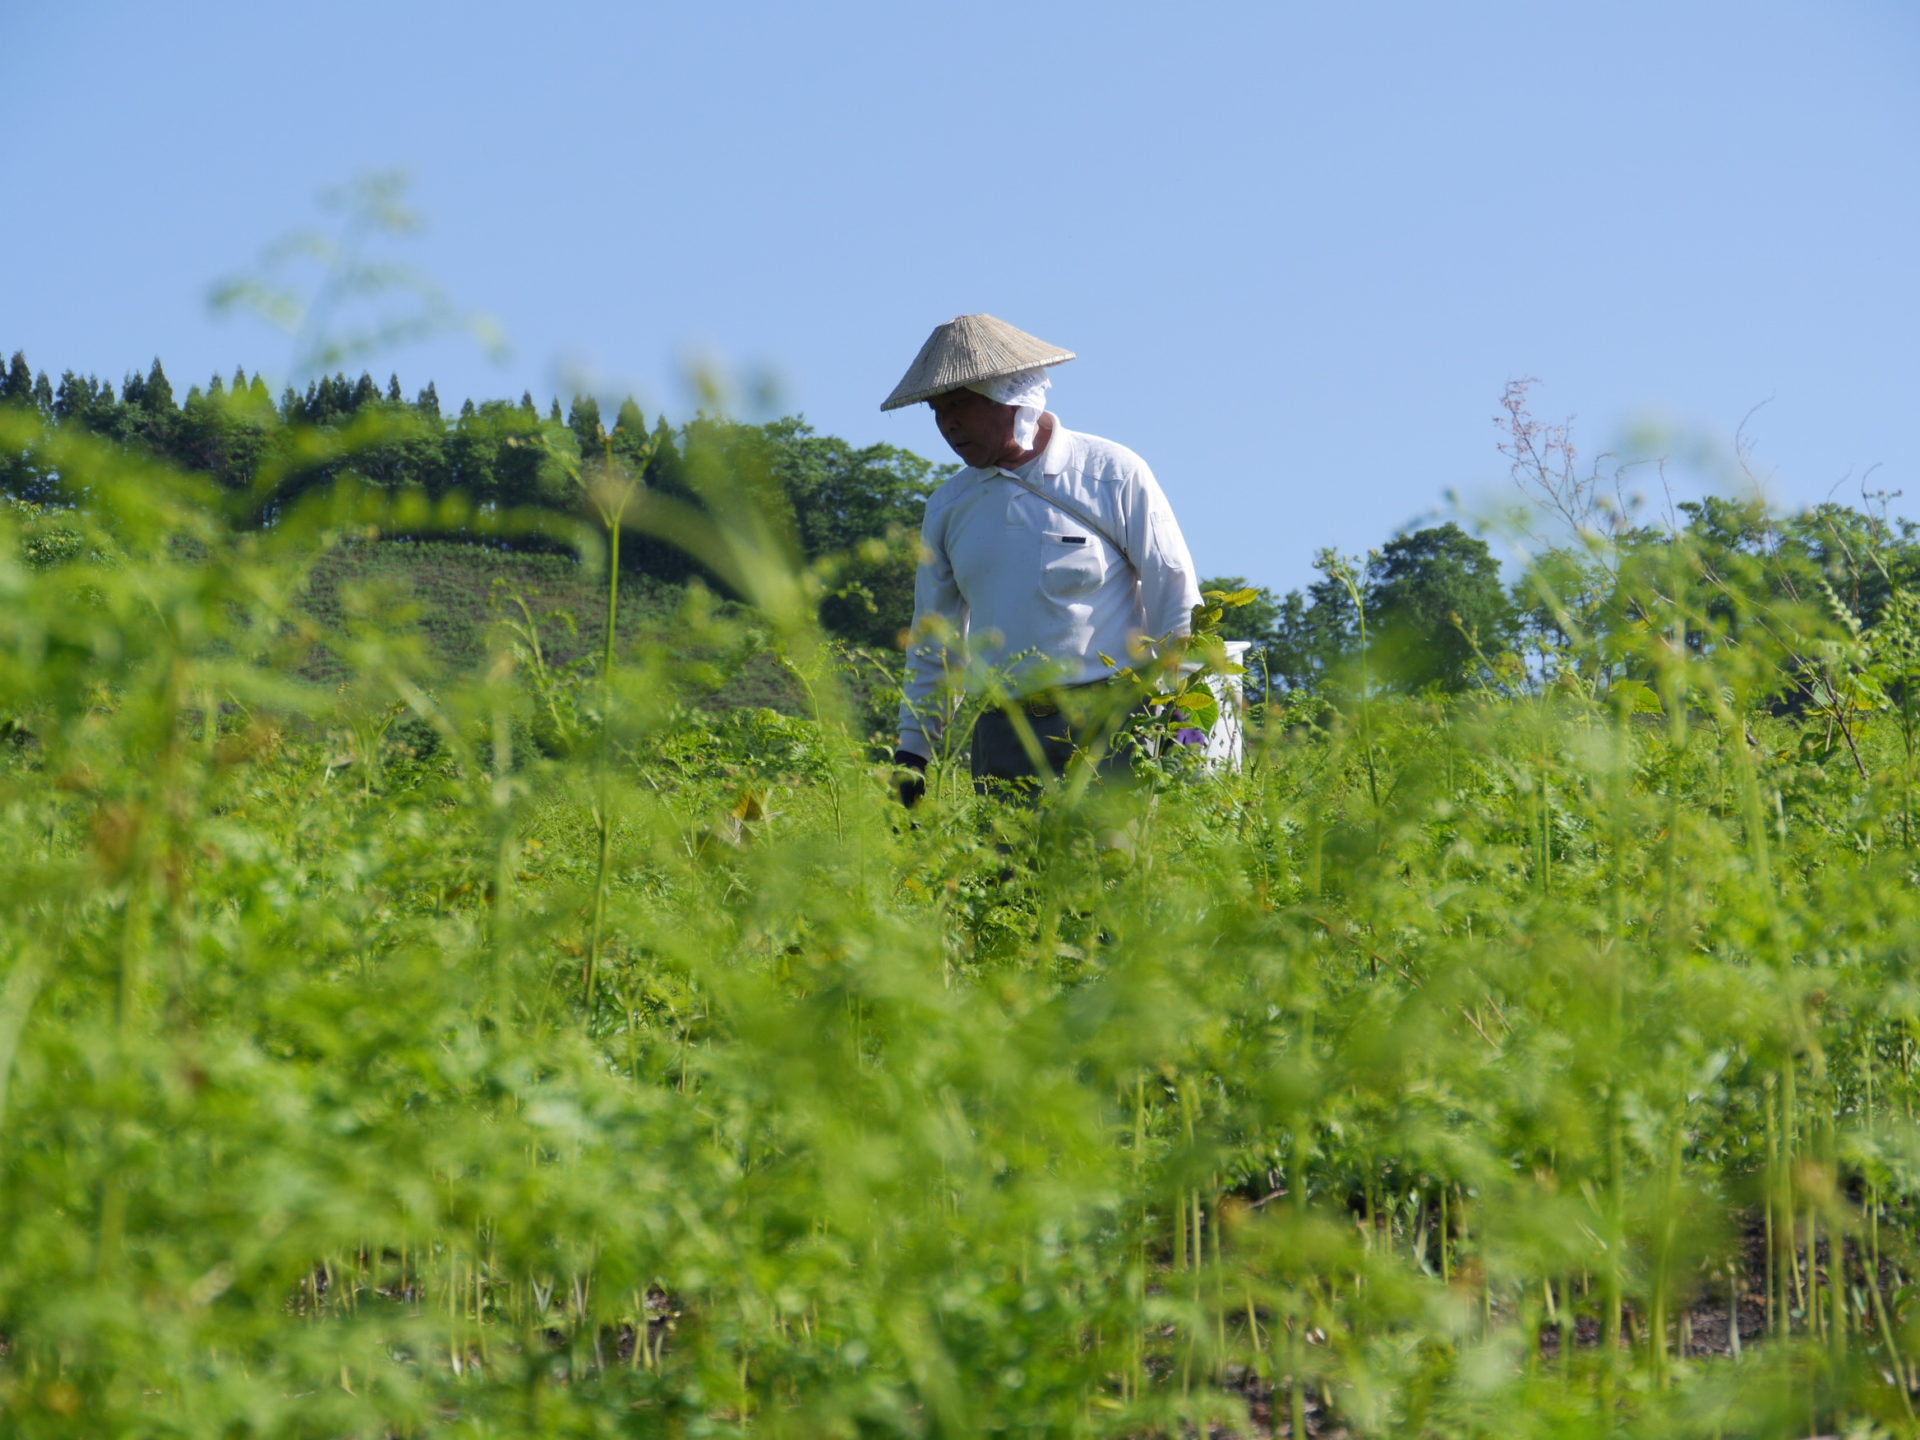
1608, 679, 1664, 715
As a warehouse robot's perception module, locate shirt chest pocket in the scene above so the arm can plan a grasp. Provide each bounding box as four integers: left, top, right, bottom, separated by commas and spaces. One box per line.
1005, 490, 1110, 598
1039, 528, 1107, 598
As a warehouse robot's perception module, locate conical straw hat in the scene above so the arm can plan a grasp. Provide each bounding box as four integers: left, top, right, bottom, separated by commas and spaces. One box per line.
879, 314, 1075, 411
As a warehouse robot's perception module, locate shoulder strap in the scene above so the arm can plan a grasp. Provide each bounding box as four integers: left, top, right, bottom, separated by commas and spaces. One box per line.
997, 469, 1134, 571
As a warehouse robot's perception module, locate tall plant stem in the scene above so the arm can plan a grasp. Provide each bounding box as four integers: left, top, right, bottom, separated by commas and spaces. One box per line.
1765, 1086, 1780, 1337
584, 433, 629, 1010
1900, 650, 1916, 850
1289, 1319, 1308, 1440
1823, 1106, 1846, 1368
489, 703, 516, 1006
1785, 1065, 1804, 1321
1342, 562, 1381, 815
1602, 1074, 1624, 1412
1650, 1124, 1682, 1388
1131, 1076, 1147, 1402
1602, 873, 1628, 1408
585, 515, 618, 1009
95, 874, 150, 1273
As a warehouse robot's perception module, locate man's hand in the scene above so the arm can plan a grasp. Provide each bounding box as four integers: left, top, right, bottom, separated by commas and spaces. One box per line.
893, 749, 928, 808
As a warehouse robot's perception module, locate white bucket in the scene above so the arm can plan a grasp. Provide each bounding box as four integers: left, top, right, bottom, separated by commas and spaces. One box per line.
1178, 639, 1250, 772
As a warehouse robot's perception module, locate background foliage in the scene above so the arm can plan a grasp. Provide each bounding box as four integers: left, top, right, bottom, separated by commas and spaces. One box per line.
7, 368, 1920, 1437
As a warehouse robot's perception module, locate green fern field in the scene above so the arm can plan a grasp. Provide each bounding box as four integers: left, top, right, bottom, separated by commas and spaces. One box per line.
9, 415, 1920, 1438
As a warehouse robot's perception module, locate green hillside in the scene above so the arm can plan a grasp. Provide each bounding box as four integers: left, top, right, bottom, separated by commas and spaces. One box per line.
296, 538, 810, 715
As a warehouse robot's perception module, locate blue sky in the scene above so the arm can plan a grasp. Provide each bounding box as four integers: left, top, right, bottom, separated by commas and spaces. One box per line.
5, 1, 1918, 594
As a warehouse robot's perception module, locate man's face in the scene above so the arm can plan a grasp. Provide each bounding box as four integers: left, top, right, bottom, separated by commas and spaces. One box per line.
927, 388, 1018, 469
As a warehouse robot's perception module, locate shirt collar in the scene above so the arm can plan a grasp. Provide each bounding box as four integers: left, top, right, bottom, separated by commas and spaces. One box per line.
987, 414, 1067, 479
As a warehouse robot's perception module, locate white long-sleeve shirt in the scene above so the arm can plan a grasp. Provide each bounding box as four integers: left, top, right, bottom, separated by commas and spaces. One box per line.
897, 419, 1201, 759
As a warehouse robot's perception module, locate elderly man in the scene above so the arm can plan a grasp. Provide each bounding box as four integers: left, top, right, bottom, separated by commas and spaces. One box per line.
881, 314, 1201, 802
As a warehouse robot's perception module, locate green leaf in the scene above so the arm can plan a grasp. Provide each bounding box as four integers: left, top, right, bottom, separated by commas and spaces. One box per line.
1170, 689, 1219, 726
1608, 679, 1664, 715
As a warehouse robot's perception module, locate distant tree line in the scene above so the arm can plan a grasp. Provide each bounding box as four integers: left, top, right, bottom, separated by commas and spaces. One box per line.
0, 351, 937, 648
1211, 496, 1920, 712
1206, 521, 1518, 695
7, 352, 1915, 704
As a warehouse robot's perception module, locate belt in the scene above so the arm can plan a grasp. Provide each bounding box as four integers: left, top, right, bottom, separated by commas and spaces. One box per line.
1017, 676, 1127, 719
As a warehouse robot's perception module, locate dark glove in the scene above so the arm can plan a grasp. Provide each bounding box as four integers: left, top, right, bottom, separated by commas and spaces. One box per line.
893, 748, 928, 808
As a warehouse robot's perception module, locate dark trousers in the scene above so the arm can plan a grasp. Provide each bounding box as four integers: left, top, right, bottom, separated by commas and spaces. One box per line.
969, 684, 1142, 796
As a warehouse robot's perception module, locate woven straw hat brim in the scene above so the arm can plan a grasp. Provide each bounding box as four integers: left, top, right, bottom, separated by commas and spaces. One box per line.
880, 313, 1075, 411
